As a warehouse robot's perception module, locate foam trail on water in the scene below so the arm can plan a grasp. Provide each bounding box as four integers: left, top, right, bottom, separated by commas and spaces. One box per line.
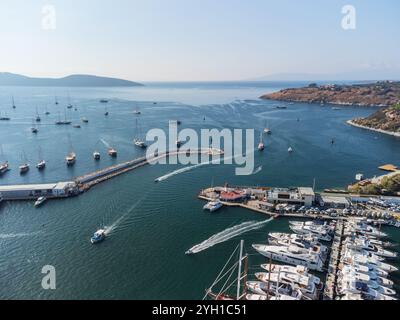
186, 218, 273, 254
100, 139, 110, 148
104, 196, 147, 235
0, 232, 41, 240
252, 165, 262, 175
155, 152, 250, 183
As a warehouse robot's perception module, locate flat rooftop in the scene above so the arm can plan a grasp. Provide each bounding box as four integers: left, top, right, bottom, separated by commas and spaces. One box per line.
0, 182, 75, 192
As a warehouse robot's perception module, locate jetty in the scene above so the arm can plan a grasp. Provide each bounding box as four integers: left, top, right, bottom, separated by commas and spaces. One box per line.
0, 148, 223, 201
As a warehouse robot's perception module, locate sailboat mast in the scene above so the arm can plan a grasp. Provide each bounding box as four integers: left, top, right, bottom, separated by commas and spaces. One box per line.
236, 240, 244, 300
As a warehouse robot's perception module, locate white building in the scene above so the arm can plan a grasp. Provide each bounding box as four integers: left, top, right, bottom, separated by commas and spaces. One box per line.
0, 182, 77, 200
267, 187, 315, 207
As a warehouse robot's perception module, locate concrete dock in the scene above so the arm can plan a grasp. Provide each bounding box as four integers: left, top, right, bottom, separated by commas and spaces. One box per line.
0, 148, 224, 201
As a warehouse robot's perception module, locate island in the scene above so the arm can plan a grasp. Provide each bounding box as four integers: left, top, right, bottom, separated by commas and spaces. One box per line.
0, 72, 143, 87
260, 81, 400, 107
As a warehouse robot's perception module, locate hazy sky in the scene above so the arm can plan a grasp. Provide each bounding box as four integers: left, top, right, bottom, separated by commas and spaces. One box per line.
0, 0, 399, 81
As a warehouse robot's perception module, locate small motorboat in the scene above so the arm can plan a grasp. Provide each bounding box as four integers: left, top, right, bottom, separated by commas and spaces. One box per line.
288, 147, 293, 153
91, 229, 106, 244
108, 148, 117, 157
34, 196, 47, 207
19, 163, 30, 174
36, 160, 46, 170
93, 151, 101, 160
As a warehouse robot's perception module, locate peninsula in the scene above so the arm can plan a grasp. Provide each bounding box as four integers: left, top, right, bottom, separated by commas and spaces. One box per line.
260, 81, 400, 107
0, 72, 143, 87
348, 104, 400, 137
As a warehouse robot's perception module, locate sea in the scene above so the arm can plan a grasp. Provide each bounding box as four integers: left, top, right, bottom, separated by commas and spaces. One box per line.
0, 81, 399, 299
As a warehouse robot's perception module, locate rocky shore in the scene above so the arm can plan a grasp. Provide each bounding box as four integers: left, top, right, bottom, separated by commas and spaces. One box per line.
260, 81, 400, 107
349, 105, 400, 137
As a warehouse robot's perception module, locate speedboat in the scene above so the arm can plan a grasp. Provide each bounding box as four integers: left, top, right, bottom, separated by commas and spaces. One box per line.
36, 160, 46, 170
73, 124, 81, 128
264, 128, 272, 135
31, 127, 38, 133
100, 99, 109, 103
82, 117, 89, 123
34, 196, 47, 207
91, 229, 106, 244
252, 244, 324, 272
66, 153, 76, 166
203, 201, 223, 213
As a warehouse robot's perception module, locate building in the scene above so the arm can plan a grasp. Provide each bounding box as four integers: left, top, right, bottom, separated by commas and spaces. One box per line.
267, 187, 315, 206
319, 195, 350, 208
0, 182, 78, 200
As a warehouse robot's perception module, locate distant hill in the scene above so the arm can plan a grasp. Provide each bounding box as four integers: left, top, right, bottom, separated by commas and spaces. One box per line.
0, 72, 143, 87
261, 81, 400, 107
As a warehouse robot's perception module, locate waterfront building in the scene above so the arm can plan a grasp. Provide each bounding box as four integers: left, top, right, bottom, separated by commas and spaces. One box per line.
267, 187, 315, 207
0, 182, 78, 200
319, 195, 351, 208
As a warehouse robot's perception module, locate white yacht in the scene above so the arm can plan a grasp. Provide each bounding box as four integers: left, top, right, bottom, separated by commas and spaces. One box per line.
338, 280, 396, 300
0, 162, 9, 175
255, 272, 320, 300
203, 201, 223, 213
261, 264, 322, 288
34, 196, 47, 207
339, 265, 394, 289
268, 233, 329, 257
290, 225, 332, 242
252, 244, 324, 272
246, 281, 304, 300
343, 252, 398, 273
345, 239, 397, 259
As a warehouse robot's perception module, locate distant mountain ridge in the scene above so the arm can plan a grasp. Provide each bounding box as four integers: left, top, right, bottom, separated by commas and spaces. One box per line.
0, 72, 143, 87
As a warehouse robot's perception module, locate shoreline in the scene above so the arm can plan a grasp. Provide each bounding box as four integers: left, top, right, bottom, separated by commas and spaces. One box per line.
346, 120, 400, 138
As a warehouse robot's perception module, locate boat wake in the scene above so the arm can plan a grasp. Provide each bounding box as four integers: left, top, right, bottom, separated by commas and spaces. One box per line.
252, 165, 262, 175
103, 196, 148, 235
0, 232, 41, 240
186, 218, 273, 254
155, 151, 255, 183
100, 139, 111, 149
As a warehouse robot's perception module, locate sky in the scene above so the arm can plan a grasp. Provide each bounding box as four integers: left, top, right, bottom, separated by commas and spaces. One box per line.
0, 0, 399, 81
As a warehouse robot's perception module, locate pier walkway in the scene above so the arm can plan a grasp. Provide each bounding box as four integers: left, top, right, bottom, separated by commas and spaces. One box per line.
0, 148, 224, 201
76, 148, 224, 192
